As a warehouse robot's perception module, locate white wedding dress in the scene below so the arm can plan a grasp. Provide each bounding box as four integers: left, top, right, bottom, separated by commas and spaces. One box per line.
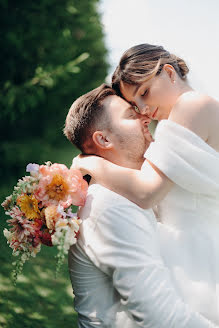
145, 120, 219, 324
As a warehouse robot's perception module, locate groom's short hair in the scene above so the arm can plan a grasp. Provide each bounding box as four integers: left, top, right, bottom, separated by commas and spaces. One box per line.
64, 84, 116, 153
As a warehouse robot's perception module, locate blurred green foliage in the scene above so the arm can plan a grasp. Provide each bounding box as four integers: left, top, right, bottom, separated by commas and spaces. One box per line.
0, 1, 108, 326
0, 0, 108, 181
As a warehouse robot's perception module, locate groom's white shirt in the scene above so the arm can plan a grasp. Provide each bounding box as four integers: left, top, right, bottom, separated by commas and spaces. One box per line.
68, 183, 215, 328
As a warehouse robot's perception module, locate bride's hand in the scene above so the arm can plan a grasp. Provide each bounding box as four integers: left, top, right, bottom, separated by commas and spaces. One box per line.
71, 154, 104, 179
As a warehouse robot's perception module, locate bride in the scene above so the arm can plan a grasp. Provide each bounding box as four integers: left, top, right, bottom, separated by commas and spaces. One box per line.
73, 43, 219, 324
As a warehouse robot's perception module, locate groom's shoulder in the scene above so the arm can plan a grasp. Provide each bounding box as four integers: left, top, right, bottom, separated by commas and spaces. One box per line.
80, 183, 155, 221
86, 183, 138, 209
77, 184, 156, 248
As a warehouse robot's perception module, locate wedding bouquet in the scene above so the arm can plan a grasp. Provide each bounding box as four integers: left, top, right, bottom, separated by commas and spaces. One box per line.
2, 162, 88, 284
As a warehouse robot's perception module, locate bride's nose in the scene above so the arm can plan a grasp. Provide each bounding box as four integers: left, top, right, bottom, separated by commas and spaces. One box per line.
136, 102, 150, 115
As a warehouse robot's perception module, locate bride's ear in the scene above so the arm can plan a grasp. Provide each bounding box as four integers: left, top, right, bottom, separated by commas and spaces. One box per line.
163, 64, 176, 83
92, 131, 113, 150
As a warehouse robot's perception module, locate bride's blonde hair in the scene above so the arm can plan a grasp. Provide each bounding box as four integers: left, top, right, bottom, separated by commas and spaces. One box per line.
112, 44, 189, 96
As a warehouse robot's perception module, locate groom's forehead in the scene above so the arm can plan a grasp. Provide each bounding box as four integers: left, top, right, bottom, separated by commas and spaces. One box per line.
103, 95, 130, 116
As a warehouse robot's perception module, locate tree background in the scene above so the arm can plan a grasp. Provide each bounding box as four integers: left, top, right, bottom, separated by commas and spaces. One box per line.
0, 0, 108, 326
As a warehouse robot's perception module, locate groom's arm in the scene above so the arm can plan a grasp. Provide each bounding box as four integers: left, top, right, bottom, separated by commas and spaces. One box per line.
87, 202, 216, 328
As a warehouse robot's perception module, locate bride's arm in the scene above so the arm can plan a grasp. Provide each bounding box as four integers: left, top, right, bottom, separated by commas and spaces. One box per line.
73, 93, 219, 204
73, 93, 217, 208
72, 155, 173, 209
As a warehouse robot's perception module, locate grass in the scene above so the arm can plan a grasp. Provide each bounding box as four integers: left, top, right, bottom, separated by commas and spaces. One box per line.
0, 145, 80, 328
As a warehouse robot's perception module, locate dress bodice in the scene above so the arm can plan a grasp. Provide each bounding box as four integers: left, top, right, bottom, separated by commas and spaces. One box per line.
145, 120, 219, 324
158, 185, 219, 233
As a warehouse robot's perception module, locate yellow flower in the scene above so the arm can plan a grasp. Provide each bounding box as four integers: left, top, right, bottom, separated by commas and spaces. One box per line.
46, 174, 69, 201
17, 194, 40, 219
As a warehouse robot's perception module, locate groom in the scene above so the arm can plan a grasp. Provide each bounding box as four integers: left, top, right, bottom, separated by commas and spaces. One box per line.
64, 84, 216, 328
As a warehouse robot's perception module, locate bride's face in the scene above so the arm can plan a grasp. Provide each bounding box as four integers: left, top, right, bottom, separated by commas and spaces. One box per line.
120, 65, 180, 121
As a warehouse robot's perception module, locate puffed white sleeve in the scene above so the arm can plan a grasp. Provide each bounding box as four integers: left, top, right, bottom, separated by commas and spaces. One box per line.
84, 202, 216, 328
145, 120, 219, 195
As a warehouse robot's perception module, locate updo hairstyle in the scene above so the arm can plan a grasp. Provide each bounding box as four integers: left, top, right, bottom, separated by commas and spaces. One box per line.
112, 44, 189, 97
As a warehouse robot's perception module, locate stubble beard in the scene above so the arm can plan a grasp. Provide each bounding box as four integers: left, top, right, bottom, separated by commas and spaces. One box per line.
115, 132, 147, 168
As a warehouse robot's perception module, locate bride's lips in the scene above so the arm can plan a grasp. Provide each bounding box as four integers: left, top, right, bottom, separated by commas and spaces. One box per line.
152, 107, 158, 119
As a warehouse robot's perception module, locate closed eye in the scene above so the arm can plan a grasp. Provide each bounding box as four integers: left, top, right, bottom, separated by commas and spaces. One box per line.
141, 89, 148, 97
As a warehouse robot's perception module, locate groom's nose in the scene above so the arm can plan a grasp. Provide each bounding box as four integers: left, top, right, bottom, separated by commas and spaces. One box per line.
140, 114, 151, 126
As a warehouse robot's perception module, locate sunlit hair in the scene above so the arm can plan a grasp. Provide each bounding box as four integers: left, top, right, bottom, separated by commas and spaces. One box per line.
64, 84, 116, 153
112, 43, 189, 97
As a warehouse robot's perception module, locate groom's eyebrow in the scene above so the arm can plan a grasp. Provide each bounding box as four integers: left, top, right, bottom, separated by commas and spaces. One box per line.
126, 105, 138, 115
123, 105, 134, 116
127, 105, 135, 111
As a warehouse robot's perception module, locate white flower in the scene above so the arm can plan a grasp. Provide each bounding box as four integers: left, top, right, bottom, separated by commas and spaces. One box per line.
65, 229, 77, 246
69, 219, 80, 232
3, 228, 12, 240
31, 244, 41, 257
21, 253, 28, 261
51, 235, 59, 245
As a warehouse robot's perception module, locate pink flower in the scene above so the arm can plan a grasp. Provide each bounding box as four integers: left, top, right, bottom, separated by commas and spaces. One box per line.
1, 195, 12, 211
35, 163, 88, 208
6, 207, 36, 241
5, 206, 43, 253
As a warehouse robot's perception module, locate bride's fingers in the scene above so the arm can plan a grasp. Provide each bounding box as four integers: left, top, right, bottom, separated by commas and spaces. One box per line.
71, 154, 93, 175
71, 156, 81, 170
71, 154, 103, 178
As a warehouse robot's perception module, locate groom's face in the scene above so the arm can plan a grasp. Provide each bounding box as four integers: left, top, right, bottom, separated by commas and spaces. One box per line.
102, 95, 152, 164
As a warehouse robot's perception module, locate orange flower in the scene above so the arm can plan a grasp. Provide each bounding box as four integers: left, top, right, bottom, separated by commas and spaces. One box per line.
17, 194, 40, 219
44, 205, 61, 230
46, 174, 69, 202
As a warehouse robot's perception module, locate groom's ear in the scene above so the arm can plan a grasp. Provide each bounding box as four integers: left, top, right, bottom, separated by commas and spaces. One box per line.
92, 131, 113, 150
